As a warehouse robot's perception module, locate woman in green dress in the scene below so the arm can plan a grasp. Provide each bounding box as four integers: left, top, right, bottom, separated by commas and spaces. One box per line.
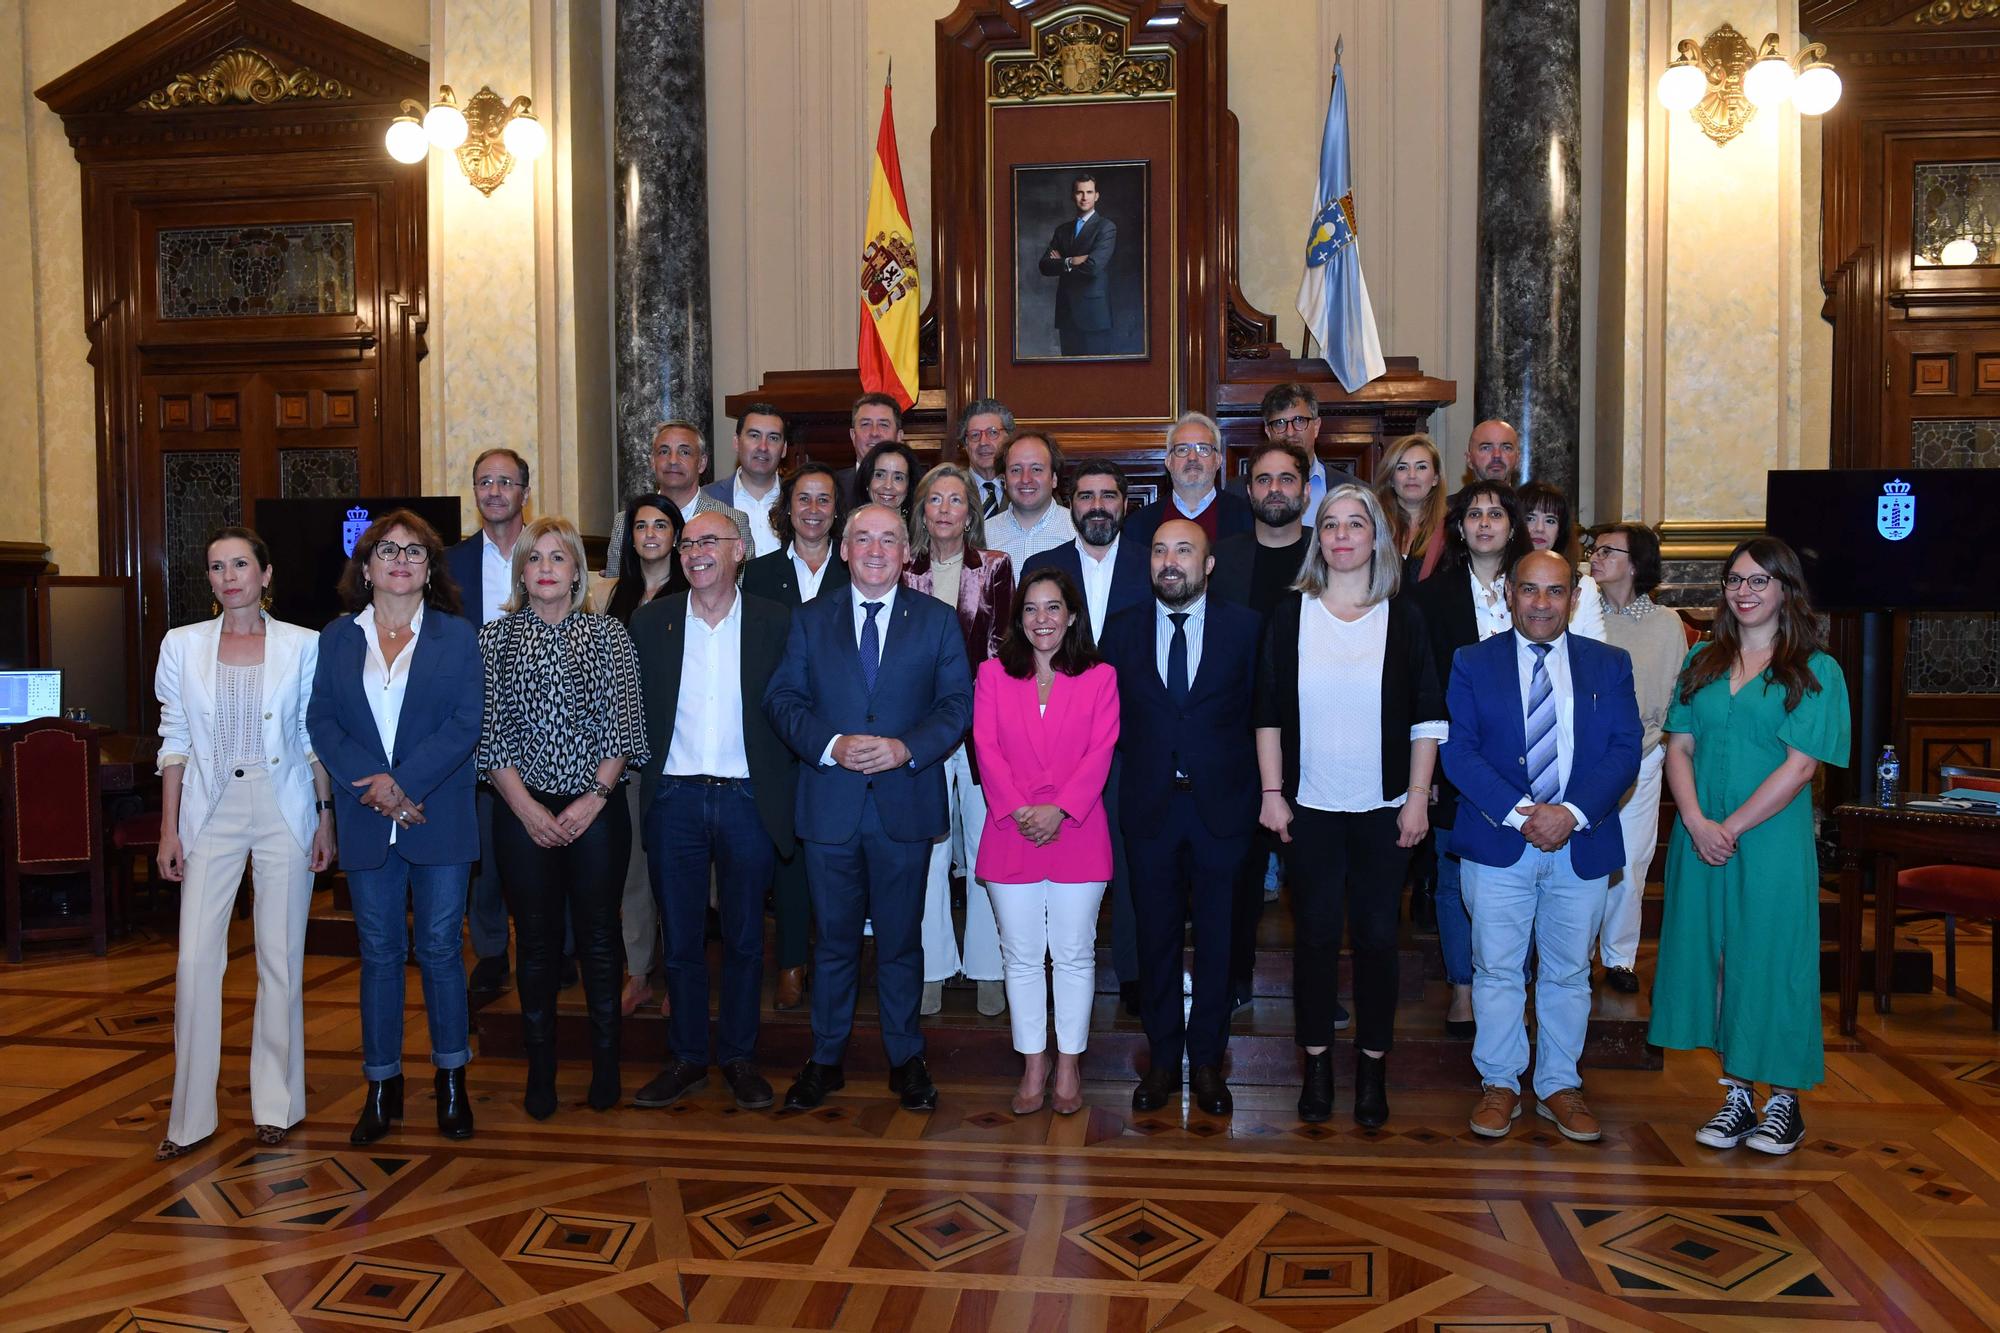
1648, 536, 1849, 1156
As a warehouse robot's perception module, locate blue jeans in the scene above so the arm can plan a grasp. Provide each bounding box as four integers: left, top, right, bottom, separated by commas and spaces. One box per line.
1461, 844, 1606, 1099
1435, 825, 1472, 987
648, 777, 776, 1067
347, 848, 473, 1080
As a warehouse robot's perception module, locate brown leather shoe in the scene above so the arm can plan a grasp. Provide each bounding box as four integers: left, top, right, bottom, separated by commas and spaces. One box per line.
1469, 1084, 1522, 1138
1536, 1088, 1602, 1142
774, 966, 806, 1011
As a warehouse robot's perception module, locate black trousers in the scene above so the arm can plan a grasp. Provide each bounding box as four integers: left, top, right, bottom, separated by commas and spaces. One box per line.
1229, 827, 1279, 991
493, 787, 631, 1055
772, 850, 811, 971
1283, 805, 1411, 1052
1127, 790, 1249, 1070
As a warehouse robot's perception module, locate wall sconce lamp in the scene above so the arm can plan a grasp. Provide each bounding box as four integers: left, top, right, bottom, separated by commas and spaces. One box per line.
385, 84, 545, 195
1656, 24, 1839, 145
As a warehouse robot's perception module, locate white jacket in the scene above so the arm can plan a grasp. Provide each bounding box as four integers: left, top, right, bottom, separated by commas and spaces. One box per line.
155, 613, 320, 851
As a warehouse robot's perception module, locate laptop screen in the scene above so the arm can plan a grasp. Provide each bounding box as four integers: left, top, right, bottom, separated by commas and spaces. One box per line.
0, 670, 62, 725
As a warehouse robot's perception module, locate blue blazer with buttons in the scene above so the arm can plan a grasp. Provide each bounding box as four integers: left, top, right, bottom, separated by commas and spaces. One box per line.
307, 610, 485, 871
762, 589, 973, 845
1439, 630, 1642, 880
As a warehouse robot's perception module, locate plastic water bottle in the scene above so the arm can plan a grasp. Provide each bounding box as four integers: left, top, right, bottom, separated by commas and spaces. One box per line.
1876, 745, 1900, 808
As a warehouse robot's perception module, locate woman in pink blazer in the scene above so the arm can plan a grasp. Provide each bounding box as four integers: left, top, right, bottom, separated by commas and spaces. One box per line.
972, 568, 1119, 1116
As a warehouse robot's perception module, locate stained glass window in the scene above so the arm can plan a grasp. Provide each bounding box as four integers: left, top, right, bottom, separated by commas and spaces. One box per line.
1908, 419, 2000, 693
157, 222, 356, 319
1913, 162, 2000, 267
163, 452, 242, 627
280, 448, 360, 499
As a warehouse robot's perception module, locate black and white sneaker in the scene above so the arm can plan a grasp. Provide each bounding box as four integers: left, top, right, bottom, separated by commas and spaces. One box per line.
1744, 1093, 1804, 1156
1694, 1082, 1757, 1149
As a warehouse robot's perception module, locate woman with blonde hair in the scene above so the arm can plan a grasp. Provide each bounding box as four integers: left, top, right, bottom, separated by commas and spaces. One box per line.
904, 463, 1016, 1016
477, 516, 649, 1118
1375, 434, 1447, 583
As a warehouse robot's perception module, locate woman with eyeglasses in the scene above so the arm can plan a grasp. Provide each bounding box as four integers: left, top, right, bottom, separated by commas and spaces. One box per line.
601, 495, 688, 1017
1649, 537, 1849, 1157
855, 440, 921, 527
309, 511, 483, 1145
1585, 524, 1693, 994
478, 517, 649, 1119
905, 463, 1016, 1017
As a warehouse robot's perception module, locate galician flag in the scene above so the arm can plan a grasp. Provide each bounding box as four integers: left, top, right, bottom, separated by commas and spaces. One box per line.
858, 75, 920, 409
1296, 45, 1385, 393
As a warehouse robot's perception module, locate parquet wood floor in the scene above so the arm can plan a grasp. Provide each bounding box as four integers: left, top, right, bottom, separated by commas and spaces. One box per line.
2, 917, 1997, 1331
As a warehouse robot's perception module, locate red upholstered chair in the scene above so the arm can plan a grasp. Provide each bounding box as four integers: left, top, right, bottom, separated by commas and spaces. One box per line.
1896, 766, 2000, 1030
2, 718, 107, 961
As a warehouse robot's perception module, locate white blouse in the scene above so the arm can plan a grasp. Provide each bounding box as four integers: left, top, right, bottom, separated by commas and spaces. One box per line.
1295, 598, 1448, 813
213, 662, 265, 772
358, 602, 424, 842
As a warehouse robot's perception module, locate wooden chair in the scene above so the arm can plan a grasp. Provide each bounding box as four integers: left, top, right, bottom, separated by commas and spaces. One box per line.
108, 809, 163, 931
1896, 765, 2000, 1030
2, 718, 107, 961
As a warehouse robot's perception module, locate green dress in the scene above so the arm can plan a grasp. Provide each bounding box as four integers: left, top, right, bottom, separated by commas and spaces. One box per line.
1647, 648, 1850, 1089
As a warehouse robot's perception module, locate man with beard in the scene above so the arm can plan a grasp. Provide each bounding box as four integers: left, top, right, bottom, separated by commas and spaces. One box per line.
1121, 412, 1255, 571
1456, 419, 1522, 497
1096, 520, 1263, 1116
1022, 460, 1151, 1012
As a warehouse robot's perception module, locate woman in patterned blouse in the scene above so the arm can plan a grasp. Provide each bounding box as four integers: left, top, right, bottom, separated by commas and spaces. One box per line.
477, 517, 649, 1119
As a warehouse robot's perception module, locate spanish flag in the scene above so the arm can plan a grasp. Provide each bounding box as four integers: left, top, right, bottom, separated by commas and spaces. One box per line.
858, 76, 920, 409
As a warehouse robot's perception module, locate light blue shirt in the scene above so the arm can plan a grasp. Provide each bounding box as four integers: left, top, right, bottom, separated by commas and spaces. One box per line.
1172, 488, 1218, 521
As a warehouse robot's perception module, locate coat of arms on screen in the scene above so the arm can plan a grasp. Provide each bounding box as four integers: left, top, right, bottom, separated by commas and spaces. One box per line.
862, 233, 918, 315
1876, 478, 1914, 542
343, 505, 371, 557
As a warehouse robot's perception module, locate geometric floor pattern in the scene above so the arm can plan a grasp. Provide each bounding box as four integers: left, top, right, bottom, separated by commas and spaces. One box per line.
3, 925, 2000, 1329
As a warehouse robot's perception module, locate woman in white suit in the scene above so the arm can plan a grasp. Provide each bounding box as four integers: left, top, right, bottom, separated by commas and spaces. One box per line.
153, 526, 334, 1159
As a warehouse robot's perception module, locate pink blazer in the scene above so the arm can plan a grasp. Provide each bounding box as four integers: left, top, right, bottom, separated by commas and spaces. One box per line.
971, 658, 1119, 884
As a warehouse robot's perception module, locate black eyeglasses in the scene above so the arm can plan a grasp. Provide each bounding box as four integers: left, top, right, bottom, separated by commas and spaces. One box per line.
372, 541, 429, 564
1722, 573, 1774, 591
1587, 542, 1629, 559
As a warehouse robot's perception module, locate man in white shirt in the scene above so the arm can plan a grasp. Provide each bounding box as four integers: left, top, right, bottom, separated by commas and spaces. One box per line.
605, 421, 754, 576
955, 398, 1014, 519
984, 430, 1076, 572
628, 510, 799, 1113
704, 403, 787, 556
1440, 550, 1641, 1146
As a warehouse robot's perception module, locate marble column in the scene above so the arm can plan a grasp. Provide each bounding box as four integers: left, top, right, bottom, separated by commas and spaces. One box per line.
1474, 0, 1582, 495
614, 0, 712, 503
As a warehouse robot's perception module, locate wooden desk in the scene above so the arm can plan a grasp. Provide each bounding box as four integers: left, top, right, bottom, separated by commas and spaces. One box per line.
1836, 799, 2000, 1034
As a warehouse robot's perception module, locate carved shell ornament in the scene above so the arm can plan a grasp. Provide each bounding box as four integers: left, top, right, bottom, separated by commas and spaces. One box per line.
141, 47, 354, 110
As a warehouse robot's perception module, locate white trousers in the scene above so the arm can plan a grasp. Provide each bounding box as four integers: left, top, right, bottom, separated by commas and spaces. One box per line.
622, 781, 660, 976
1598, 744, 1667, 970
168, 768, 312, 1144
986, 878, 1108, 1054
921, 744, 1001, 981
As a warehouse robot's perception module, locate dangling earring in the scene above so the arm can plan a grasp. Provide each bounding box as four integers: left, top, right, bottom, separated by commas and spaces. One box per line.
209, 599, 221, 617
260, 591, 273, 611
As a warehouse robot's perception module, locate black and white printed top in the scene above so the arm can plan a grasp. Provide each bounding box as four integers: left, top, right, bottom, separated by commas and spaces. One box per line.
476, 608, 650, 795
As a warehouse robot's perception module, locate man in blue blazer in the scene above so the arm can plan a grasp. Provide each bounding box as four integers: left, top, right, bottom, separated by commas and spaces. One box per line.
763, 504, 974, 1112
1441, 550, 1641, 1145
1097, 519, 1263, 1117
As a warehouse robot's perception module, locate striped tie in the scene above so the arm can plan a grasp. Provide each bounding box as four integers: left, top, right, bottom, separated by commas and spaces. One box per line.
1525, 642, 1559, 804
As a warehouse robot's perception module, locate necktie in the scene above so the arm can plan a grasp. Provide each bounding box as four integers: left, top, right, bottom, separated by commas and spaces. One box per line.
1074, 216, 1085, 238
860, 601, 883, 694
1525, 642, 1559, 803
1167, 612, 1190, 705
982, 480, 1003, 519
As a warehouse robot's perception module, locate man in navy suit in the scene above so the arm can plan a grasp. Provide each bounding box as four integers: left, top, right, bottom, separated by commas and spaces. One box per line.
1442, 549, 1641, 1144
763, 504, 974, 1112
1097, 519, 1263, 1117
1022, 459, 1150, 1013
1038, 172, 1117, 356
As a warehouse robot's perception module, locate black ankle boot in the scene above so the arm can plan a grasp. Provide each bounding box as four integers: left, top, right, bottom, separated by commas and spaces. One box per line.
350, 1073, 404, 1145
588, 1049, 621, 1111
1353, 1050, 1389, 1129
435, 1067, 475, 1139
524, 1047, 557, 1121
1298, 1049, 1334, 1123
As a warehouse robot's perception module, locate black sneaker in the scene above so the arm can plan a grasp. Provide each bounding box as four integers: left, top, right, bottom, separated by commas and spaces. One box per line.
632, 1060, 708, 1108
1744, 1093, 1804, 1156
1694, 1082, 1757, 1149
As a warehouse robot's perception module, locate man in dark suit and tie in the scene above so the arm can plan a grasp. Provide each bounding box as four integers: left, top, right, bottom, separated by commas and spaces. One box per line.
1442, 549, 1641, 1144
1096, 519, 1263, 1117
1039, 172, 1117, 356
627, 511, 797, 1112
763, 504, 974, 1112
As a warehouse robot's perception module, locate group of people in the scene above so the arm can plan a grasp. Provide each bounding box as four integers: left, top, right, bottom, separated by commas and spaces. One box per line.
148, 381, 1847, 1160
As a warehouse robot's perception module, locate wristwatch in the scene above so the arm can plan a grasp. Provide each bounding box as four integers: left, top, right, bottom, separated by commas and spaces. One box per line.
586, 780, 614, 800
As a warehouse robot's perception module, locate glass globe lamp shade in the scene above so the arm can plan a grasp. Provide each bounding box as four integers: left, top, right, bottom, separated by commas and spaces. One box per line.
385, 115, 429, 165
1743, 53, 1795, 108
1657, 59, 1706, 113
502, 111, 546, 161
1940, 238, 1980, 267
423, 100, 469, 150
1792, 63, 1841, 116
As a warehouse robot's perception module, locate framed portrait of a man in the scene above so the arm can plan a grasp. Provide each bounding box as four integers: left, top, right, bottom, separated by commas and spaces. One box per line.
1012, 161, 1149, 361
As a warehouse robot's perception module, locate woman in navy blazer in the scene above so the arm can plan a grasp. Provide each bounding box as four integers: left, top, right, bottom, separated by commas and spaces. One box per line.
308, 510, 484, 1147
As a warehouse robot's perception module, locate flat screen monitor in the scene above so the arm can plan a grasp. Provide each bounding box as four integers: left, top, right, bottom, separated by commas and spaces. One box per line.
0, 669, 62, 724
250, 497, 464, 632
1765, 468, 2000, 613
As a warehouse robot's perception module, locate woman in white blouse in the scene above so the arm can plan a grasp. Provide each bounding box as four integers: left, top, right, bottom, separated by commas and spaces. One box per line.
153, 526, 334, 1159
1255, 485, 1447, 1130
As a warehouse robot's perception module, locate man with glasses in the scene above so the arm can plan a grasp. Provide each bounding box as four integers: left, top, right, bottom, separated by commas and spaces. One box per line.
704, 403, 788, 556
607, 421, 755, 577
1122, 412, 1255, 567
446, 448, 532, 1001
1232, 384, 1337, 514
985, 430, 1076, 573
955, 399, 1014, 519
